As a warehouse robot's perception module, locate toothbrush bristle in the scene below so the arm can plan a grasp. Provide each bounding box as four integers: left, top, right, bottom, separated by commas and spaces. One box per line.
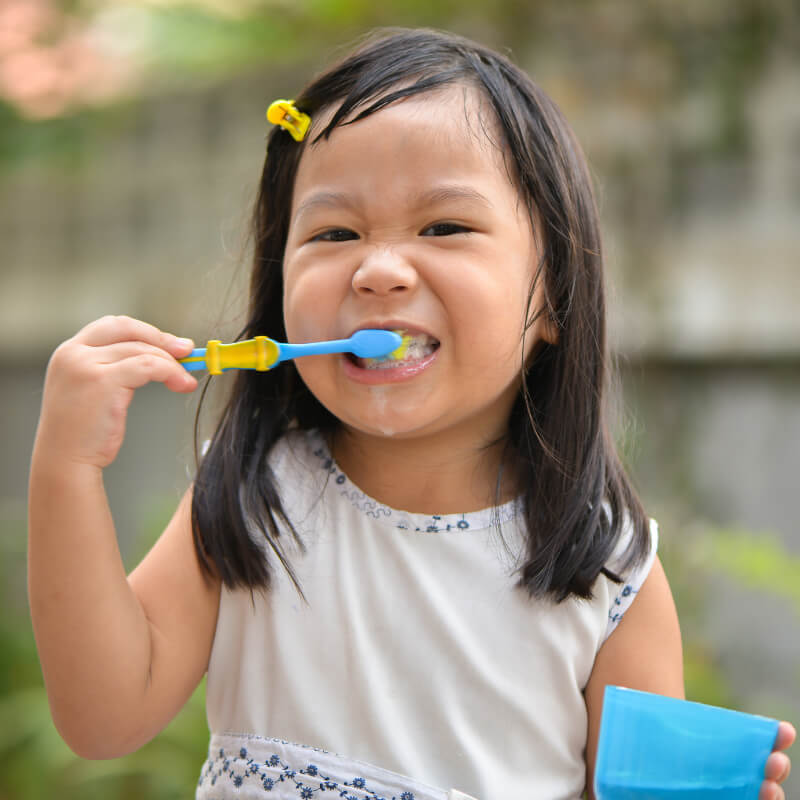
388, 330, 412, 360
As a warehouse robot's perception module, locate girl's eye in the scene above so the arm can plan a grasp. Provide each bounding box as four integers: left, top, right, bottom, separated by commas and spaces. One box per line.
311, 228, 359, 243
420, 222, 470, 237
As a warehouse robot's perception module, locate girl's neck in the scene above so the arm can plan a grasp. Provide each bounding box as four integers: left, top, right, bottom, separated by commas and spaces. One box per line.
329, 426, 513, 515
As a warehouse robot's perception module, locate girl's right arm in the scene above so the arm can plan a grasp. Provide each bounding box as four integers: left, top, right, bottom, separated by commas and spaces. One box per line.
28, 316, 221, 759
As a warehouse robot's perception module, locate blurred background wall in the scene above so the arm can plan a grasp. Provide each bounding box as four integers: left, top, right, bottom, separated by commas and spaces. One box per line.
1, 1, 798, 797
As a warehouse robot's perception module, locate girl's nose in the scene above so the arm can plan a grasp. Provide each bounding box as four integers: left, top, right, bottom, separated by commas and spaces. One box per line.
351, 248, 419, 296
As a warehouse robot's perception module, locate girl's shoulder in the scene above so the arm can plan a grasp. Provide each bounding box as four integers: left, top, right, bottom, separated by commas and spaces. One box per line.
604, 513, 659, 576
602, 515, 660, 641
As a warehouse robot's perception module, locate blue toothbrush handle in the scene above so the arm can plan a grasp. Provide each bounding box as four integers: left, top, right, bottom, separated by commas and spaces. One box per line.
276, 330, 402, 363
181, 348, 209, 371
277, 338, 351, 362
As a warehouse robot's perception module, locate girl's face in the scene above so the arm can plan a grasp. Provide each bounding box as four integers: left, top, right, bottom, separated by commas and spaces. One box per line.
283, 86, 554, 447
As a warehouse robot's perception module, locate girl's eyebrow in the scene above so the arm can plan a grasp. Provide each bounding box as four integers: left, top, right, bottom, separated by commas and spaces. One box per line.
412, 184, 494, 210
293, 184, 493, 225
292, 191, 357, 223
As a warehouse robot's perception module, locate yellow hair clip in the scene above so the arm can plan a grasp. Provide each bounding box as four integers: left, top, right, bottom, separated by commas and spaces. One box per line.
266, 99, 311, 142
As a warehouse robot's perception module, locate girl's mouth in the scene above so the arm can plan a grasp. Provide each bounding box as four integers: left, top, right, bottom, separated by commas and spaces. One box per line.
350, 332, 440, 370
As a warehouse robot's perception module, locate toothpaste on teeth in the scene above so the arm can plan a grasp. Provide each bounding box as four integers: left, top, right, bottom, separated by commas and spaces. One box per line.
361, 331, 437, 369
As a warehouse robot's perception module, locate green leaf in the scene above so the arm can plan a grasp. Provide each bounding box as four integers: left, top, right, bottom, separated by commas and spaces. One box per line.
703, 527, 800, 616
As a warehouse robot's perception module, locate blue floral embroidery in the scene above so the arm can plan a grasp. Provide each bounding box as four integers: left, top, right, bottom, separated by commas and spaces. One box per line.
198, 744, 417, 799
409, 518, 471, 533
340, 488, 393, 520
309, 436, 514, 534
608, 584, 638, 627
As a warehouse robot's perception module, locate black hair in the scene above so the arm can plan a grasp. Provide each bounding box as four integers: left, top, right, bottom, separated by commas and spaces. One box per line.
191, 27, 649, 601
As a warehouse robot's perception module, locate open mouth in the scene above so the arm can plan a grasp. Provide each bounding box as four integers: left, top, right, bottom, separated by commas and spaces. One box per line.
350, 331, 440, 370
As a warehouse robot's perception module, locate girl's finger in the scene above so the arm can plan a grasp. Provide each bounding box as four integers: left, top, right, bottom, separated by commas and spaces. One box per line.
97, 342, 198, 391
759, 781, 784, 800
92, 340, 192, 367
765, 752, 791, 783
74, 315, 193, 356
109, 351, 198, 393
774, 721, 797, 752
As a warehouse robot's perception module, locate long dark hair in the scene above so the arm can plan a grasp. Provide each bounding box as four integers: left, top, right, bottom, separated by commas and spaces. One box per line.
191, 27, 649, 601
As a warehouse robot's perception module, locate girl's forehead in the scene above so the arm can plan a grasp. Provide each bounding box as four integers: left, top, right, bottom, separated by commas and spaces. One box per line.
308, 83, 500, 156
289, 86, 515, 209
288, 85, 524, 226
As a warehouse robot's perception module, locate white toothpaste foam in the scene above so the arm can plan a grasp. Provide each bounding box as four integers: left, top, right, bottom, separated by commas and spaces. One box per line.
363, 333, 437, 369
369, 385, 394, 436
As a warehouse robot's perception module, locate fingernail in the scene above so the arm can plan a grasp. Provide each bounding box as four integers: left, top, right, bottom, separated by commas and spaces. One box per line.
176, 337, 194, 348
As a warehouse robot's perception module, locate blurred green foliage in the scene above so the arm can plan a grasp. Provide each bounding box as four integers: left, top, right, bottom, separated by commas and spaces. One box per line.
662, 522, 800, 712
701, 528, 800, 616
0, 678, 207, 800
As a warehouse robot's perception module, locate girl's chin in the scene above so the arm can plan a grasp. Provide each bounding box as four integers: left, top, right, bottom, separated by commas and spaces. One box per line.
336, 401, 439, 441
345, 421, 440, 442
341, 407, 422, 440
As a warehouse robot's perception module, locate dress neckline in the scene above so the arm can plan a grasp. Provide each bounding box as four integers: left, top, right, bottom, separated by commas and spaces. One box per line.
305, 430, 521, 534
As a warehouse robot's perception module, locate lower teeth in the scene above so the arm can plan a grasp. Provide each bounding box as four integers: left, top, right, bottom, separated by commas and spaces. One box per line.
363, 359, 407, 370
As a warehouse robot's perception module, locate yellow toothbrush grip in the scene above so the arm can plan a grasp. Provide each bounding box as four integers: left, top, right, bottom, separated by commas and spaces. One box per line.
204, 337, 279, 375
205, 340, 222, 374
252, 336, 277, 370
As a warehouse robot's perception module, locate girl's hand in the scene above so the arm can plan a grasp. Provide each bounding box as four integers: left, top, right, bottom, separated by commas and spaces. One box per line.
35, 316, 197, 470
761, 721, 795, 800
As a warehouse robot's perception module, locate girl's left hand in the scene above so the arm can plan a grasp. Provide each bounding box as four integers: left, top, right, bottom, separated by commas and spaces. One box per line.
761, 721, 796, 800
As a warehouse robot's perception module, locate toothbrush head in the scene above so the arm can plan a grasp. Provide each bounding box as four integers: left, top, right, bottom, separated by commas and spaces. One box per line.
387, 330, 412, 360
363, 330, 412, 366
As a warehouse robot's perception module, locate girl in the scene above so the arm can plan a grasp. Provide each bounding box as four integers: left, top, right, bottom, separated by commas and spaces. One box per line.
28, 28, 793, 800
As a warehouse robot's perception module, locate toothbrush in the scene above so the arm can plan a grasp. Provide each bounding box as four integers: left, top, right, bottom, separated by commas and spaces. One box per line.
180, 329, 407, 375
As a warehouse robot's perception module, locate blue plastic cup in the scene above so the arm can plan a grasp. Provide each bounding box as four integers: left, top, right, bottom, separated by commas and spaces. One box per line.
594, 686, 779, 799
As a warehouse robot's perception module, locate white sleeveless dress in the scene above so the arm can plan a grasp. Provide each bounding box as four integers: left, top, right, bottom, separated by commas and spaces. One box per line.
197, 430, 657, 800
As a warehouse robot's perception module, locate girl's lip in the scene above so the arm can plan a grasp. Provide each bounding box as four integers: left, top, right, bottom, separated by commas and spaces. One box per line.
347, 321, 437, 339
340, 347, 439, 385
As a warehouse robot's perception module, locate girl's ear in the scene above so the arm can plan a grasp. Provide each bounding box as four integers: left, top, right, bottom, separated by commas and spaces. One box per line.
522, 306, 558, 371
541, 308, 559, 346
526, 242, 558, 346
527, 302, 559, 347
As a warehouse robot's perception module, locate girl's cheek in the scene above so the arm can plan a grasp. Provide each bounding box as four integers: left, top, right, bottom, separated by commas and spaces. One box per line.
284, 271, 338, 340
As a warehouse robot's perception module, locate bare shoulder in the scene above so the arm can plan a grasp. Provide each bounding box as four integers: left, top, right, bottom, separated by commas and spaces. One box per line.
583, 556, 684, 798
126, 488, 221, 739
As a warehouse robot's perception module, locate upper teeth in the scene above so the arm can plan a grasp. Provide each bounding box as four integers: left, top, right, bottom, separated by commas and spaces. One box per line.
363, 332, 438, 368
396, 334, 437, 361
